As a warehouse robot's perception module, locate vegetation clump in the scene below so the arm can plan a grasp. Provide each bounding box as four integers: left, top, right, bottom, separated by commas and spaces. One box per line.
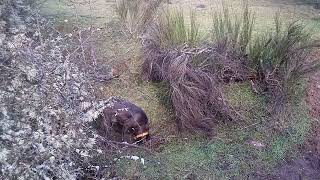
138, 1, 320, 134
249, 18, 320, 128
115, 0, 163, 37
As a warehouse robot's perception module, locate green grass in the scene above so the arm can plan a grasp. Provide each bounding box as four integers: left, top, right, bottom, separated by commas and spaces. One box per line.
305, 18, 320, 38
211, 1, 254, 51
224, 82, 267, 124
39, 0, 115, 25
158, 8, 200, 47
112, 83, 311, 179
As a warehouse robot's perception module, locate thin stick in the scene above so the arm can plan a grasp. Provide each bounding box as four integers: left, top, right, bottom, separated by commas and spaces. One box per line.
102, 139, 154, 154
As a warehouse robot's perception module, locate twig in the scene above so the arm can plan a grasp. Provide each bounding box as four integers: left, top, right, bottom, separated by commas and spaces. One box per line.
101, 138, 154, 154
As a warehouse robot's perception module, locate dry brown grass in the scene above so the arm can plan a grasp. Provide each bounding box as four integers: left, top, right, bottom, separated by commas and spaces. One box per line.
141, 39, 254, 134
115, 0, 163, 36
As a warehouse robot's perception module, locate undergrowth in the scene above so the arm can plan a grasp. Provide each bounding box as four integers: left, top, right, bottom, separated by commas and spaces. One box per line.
142, 0, 319, 132
211, 2, 254, 52
115, 0, 162, 37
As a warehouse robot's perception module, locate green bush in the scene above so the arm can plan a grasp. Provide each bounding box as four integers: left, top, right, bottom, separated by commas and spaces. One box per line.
209, 2, 319, 127
249, 18, 320, 84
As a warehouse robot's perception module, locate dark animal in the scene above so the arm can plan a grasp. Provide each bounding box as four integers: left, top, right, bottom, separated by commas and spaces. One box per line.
102, 97, 150, 142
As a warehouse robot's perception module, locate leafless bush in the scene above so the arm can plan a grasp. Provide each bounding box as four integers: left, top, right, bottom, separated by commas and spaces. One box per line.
0, 1, 124, 179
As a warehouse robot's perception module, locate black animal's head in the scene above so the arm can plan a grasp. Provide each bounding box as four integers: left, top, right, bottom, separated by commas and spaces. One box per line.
122, 112, 150, 142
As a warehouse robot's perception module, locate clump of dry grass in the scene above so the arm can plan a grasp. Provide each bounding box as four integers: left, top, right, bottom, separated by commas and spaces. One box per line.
141, 39, 250, 134
138, 2, 251, 134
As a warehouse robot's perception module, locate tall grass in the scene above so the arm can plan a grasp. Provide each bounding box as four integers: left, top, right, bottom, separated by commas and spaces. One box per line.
141, 0, 320, 132
115, 0, 129, 21
248, 16, 320, 129
188, 11, 199, 47
209, 1, 319, 100
211, 2, 254, 51
115, 0, 162, 36
249, 18, 320, 86
157, 9, 200, 47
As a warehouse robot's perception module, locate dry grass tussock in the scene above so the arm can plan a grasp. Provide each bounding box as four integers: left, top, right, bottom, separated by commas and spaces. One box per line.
141, 41, 253, 134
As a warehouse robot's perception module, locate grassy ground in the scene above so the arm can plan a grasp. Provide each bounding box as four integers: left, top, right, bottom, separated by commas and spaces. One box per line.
38, 0, 116, 25
110, 82, 311, 179
39, 0, 319, 179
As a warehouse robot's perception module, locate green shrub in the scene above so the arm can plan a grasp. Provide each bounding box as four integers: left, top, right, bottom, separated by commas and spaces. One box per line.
248, 16, 319, 130
209, 2, 320, 89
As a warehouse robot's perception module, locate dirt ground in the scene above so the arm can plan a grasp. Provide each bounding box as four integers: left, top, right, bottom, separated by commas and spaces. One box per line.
308, 71, 320, 121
